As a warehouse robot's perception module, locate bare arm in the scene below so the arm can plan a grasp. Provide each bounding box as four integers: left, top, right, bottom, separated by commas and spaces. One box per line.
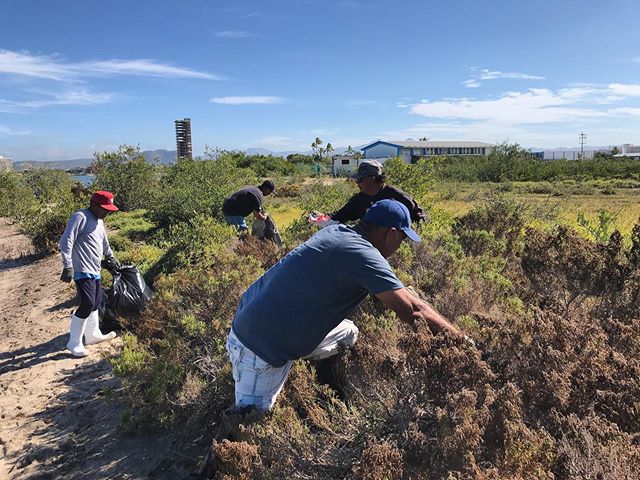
376, 287, 462, 337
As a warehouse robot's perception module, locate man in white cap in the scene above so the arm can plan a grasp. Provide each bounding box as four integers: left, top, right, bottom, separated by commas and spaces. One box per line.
59, 190, 120, 357
328, 160, 426, 224
227, 199, 464, 411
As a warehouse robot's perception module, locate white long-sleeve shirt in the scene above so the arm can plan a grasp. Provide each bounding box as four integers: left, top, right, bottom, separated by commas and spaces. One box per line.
59, 208, 113, 275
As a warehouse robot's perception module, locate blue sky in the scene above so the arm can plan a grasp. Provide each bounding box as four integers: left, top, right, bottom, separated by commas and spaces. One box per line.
1, 0, 639, 161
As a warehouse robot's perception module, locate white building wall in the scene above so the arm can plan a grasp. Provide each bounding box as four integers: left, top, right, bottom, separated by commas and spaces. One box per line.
332, 156, 359, 174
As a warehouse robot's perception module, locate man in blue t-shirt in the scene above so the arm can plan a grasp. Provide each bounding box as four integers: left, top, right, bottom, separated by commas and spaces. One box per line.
227, 199, 465, 411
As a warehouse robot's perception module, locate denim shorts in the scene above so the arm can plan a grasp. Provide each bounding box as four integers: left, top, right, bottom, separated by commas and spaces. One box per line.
224, 215, 248, 231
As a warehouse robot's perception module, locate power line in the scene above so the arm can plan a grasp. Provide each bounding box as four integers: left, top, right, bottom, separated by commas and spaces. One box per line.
579, 132, 587, 160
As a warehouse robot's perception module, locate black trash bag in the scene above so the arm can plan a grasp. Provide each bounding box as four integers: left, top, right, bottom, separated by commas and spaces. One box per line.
251, 215, 282, 248
99, 264, 153, 330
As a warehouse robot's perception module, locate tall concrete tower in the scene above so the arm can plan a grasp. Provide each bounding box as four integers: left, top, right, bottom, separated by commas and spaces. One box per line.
175, 118, 192, 159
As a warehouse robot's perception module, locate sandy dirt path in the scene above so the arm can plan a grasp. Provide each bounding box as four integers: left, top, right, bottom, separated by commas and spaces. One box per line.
0, 220, 192, 479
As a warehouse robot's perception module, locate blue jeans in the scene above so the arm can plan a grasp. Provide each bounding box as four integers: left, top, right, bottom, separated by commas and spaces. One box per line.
224, 215, 248, 231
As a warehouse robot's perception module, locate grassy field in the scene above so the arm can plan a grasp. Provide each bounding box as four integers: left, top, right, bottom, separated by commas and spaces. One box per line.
428, 180, 640, 240
264, 178, 640, 241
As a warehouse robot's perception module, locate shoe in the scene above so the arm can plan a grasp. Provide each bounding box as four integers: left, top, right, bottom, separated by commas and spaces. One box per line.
84, 310, 116, 345
67, 314, 88, 357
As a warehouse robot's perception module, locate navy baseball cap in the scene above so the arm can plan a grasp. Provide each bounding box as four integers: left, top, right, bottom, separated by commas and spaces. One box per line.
363, 199, 421, 242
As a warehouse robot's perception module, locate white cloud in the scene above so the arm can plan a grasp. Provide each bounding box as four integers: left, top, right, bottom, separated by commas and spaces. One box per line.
461, 67, 545, 89
215, 30, 258, 39
609, 107, 640, 116
239, 12, 261, 18
608, 83, 640, 96
478, 69, 545, 80
0, 89, 115, 112
210, 96, 284, 105
409, 84, 640, 125
462, 79, 481, 88
390, 83, 640, 147
0, 50, 220, 81
0, 125, 31, 135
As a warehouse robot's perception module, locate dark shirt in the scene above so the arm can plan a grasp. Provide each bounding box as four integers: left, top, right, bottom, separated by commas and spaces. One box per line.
232, 224, 404, 367
222, 186, 264, 217
330, 185, 425, 223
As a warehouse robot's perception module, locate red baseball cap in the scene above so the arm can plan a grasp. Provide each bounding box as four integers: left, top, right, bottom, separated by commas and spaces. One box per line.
90, 190, 119, 211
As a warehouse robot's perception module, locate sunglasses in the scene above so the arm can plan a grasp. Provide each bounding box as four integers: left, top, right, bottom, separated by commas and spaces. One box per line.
355, 175, 373, 183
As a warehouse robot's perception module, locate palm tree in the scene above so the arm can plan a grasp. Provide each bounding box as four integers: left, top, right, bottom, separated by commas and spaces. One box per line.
311, 137, 325, 163
326, 142, 334, 161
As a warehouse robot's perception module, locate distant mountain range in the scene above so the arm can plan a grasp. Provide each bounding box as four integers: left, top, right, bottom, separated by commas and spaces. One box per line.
11, 147, 356, 171
12, 143, 619, 172
13, 149, 183, 171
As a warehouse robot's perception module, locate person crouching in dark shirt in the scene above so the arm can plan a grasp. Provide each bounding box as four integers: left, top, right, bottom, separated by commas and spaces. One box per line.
329, 160, 425, 224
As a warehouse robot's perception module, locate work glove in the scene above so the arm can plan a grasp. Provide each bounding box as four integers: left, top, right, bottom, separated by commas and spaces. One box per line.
463, 335, 477, 348
308, 211, 339, 228
60, 268, 73, 283
104, 255, 121, 271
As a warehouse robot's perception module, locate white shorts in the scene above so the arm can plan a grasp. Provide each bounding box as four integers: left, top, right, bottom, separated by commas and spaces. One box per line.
226, 319, 359, 411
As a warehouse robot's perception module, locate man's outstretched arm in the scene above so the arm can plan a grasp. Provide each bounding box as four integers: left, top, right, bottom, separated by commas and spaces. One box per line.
376, 287, 462, 337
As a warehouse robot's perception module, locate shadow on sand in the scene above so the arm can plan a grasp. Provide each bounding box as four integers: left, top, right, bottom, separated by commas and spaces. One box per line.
7, 350, 198, 479
0, 253, 44, 272
0, 334, 69, 375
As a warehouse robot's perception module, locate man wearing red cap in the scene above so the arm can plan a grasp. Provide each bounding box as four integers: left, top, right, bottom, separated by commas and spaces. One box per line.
59, 190, 120, 357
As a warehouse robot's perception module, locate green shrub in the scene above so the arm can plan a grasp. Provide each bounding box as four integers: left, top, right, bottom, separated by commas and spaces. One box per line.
147, 214, 236, 277
92, 145, 159, 211
148, 154, 257, 230
0, 171, 36, 219
13, 169, 87, 253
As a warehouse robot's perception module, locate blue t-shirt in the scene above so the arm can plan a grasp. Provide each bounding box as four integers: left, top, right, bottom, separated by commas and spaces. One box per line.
232, 224, 404, 367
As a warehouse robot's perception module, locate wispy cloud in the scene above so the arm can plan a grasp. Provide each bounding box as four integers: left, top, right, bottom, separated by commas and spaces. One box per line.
210, 96, 284, 105
345, 99, 381, 108
239, 12, 261, 18
462, 79, 481, 88
463, 67, 545, 88
0, 50, 221, 81
0, 125, 31, 135
477, 69, 545, 80
633, 57, 640, 64
215, 30, 259, 39
0, 89, 115, 112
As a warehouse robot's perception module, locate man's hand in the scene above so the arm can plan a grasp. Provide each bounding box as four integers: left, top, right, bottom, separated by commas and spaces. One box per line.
253, 210, 268, 221
376, 287, 462, 337
105, 255, 121, 270
308, 211, 339, 228
60, 268, 73, 283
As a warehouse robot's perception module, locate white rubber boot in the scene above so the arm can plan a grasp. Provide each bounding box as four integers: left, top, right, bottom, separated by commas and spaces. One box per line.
84, 310, 116, 345
67, 314, 89, 357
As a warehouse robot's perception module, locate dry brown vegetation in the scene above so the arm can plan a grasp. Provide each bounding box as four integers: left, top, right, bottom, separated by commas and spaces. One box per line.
109, 197, 640, 479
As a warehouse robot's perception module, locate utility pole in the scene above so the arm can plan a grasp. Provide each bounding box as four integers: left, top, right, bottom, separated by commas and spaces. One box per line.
579, 132, 587, 160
